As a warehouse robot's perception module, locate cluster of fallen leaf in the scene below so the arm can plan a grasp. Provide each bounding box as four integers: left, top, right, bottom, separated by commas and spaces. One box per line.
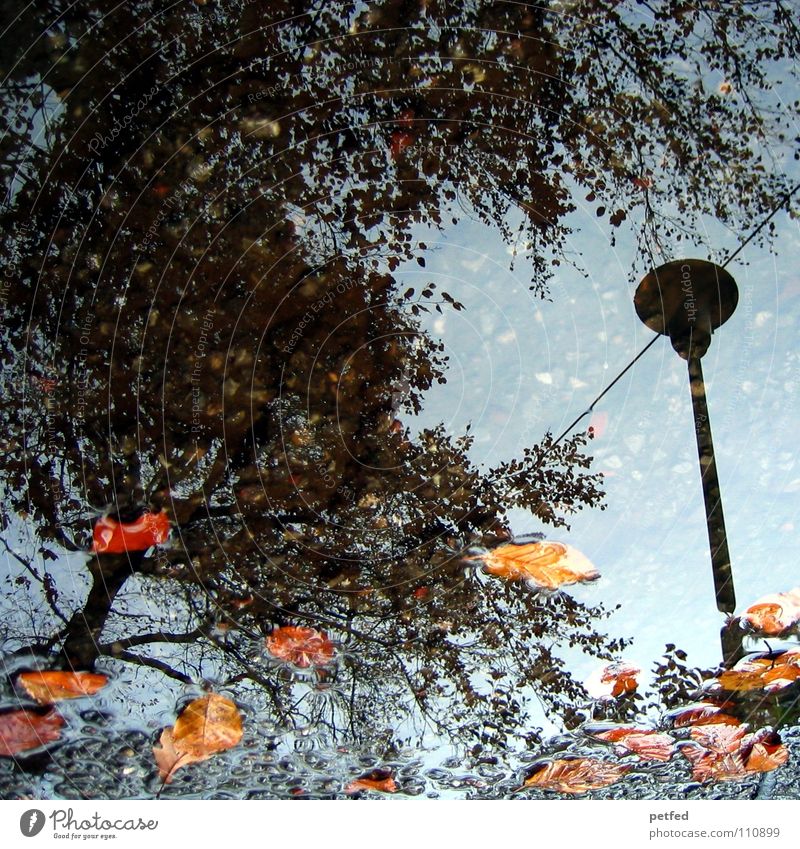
0, 671, 108, 757
521, 704, 788, 794
5, 539, 797, 795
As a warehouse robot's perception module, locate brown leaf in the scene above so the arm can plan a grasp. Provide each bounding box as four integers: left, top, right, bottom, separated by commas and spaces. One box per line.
521, 758, 629, 794
153, 694, 243, 784
474, 541, 599, 589
17, 671, 108, 704
593, 727, 675, 761
0, 709, 64, 756
345, 769, 398, 794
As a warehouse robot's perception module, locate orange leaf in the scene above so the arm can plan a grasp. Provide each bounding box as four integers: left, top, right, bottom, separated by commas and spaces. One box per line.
670, 702, 741, 728
475, 541, 599, 590
153, 694, 243, 784
585, 660, 640, 699
345, 769, 398, 794
521, 758, 629, 794
266, 625, 335, 669
681, 726, 788, 782
593, 727, 675, 761
718, 649, 800, 692
17, 671, 108, 704
92, 511, 170, 554
681, 745, 747, 783
742, 588, 800, 635
690, 723, 747, 755
744, 731, 789, 774
0, 709, 64, 757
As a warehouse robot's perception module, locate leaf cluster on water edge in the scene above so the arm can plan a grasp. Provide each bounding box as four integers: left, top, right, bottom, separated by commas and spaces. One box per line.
0, 670, 108, 757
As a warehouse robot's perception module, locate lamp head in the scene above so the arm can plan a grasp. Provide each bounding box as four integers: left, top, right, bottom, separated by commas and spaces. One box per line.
634, 260, 738, 359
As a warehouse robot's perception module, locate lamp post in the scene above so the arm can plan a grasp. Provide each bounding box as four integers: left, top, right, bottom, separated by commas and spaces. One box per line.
634, 260, 740, 657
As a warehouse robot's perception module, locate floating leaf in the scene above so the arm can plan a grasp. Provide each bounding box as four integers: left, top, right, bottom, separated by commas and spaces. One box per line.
266, 625, 335, 669
585, 660, 640, 699
681, 745, 746, 782
472, 541, 599, 590
690, 723, 747, 754
681, 725, 788, 782
521, 758, 629, 795
741, 588, 800, 635
153, 694, 243, 784
588, 411, 608, 438
592, 726, 675, 761
718, 649, 800, 693
744, 729, 789, 773
92, 511, 170, 554
17, 671, 108, 704
669, 702, 741, 728
0, 709, 64, 757
345, 769, 398, 794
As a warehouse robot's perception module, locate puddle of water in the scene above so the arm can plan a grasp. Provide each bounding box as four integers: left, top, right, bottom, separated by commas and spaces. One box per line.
2, 1, 800, 799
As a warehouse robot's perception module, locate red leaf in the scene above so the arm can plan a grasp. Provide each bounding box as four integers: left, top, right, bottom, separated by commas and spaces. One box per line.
390, 131, 415, 160
92, 512, 170, 554
742, 588, 800, 635
681, 725, 788, 782
588, 411, 608, 438
718, 648, 800, 693
266, 626, 335, 669
690, 723, 747, 755
0, 709, 64, 757
585, 661, 640, 699
669, 702, 741, 728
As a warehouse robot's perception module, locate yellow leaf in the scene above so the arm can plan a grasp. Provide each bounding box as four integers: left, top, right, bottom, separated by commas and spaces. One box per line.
153, 694, 243, 784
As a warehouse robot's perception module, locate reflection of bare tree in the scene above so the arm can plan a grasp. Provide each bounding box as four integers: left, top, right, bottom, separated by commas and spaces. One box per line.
1, 0, 797, 768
